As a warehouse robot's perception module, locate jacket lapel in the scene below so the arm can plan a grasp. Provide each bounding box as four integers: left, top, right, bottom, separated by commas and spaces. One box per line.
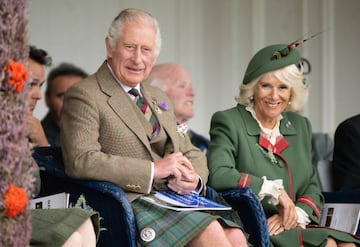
238, 104, 297, 137
96, 62, 152, 152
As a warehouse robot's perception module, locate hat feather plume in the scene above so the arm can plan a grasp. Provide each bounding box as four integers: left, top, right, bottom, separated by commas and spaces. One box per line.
272, 31, 323, 60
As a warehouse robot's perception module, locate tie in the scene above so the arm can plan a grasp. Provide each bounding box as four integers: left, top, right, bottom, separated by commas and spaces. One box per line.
128, 88, 158, 134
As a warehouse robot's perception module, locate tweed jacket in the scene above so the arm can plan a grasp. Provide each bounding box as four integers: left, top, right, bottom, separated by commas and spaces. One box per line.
60, 62, 207, 201
208, 104, 323, 223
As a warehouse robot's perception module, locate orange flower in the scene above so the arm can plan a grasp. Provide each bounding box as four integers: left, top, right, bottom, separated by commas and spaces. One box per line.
3, 59, 28, 93
4, 184, 28, 218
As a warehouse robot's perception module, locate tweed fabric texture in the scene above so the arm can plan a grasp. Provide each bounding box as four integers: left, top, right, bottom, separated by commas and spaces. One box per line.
60, 62, 208, 202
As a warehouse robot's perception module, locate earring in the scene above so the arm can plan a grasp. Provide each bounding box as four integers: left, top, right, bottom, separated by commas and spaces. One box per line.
249, 96, 254, 101
288, 101, 292, 105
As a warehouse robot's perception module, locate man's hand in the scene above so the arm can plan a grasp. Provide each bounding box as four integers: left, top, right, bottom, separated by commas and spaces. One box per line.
27, 115, 49, 147
154, 152, 199, 194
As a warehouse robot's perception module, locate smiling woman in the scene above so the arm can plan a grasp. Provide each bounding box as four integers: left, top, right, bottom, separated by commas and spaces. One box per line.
208, 43, 360, 247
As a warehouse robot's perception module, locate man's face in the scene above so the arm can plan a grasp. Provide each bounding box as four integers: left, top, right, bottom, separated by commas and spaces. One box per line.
165, 70, 195, 123
106, 21, 157, 87
27, 59, 45, 114
45, 75, 83, 126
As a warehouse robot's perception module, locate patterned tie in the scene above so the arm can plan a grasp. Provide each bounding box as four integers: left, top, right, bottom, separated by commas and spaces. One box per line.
128, 88, 158, 134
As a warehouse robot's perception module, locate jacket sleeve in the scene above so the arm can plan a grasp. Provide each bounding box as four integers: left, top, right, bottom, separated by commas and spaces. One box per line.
208, 110, 264, 192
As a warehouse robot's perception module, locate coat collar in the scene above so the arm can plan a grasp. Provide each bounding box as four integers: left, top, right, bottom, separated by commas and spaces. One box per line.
237, 104, 297, 136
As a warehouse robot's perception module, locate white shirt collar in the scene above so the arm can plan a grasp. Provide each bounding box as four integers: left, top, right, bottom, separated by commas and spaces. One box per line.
245, 105, 283, 145
106, 62, 142, 98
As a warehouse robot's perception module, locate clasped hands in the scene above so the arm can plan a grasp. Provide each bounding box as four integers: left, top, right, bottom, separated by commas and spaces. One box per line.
154, 152, 199, 195
267, 188, 298, 236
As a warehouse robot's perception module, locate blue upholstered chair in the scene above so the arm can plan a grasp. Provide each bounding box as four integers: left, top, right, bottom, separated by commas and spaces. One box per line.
32, 147, 269, 247
32, 147, 137, 247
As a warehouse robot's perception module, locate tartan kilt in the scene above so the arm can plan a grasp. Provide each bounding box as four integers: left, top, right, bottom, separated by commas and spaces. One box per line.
132, 197, 243, 247
30, 208, 100, 247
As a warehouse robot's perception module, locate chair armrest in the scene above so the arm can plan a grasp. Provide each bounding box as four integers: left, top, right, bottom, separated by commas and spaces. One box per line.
220, 188, 270, 247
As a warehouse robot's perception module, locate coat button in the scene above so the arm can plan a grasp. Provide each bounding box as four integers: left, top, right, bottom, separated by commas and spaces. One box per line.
140, 227, 156, 242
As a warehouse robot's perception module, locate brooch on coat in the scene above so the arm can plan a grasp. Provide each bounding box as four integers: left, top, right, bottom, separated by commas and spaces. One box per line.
176, 122, 189, 137
151, 98, 169, 114
256, 144, 279, 166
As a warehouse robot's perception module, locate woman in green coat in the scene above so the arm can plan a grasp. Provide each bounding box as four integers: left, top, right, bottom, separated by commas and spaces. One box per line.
208, 43, 360, 247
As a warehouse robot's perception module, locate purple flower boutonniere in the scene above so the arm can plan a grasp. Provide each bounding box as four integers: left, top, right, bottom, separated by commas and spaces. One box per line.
159, 101, 169, 111
152, 98, 169, 114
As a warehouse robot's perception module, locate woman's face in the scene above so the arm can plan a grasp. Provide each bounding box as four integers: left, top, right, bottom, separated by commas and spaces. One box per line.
253, 72, 291, 128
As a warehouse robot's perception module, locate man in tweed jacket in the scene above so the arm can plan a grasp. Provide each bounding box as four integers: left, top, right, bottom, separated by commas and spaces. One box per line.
60, 8, 247, 247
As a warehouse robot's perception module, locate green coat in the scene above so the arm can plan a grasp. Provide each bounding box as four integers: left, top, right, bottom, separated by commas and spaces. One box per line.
208, 104, 360, 246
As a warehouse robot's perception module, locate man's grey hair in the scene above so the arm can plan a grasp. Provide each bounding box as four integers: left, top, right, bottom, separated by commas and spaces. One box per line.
107, 8, 162, 57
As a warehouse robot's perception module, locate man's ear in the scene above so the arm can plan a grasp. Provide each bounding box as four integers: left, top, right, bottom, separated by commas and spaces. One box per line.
105, 37, 112, 59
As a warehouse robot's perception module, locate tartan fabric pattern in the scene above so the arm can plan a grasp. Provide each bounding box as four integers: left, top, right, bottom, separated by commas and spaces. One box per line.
131, 197, 246, 247
129, 88, 158, 134
132, 198, 241, 246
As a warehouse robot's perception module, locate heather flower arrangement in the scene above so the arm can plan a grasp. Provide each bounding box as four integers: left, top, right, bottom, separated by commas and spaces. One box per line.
0, 0, 35, 246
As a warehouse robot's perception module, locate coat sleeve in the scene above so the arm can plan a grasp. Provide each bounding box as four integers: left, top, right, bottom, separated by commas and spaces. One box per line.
208, 110, 264, 192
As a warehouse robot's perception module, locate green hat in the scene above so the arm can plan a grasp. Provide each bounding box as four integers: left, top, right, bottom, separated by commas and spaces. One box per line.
242, 44, 301, 84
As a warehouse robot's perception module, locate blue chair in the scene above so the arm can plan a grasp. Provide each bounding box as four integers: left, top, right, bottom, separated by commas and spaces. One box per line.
220, 189, 270, 247
32, 147, 137, 247
33, 147, 269, 247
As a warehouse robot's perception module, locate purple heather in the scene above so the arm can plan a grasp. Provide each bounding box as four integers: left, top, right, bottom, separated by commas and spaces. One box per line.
0, 0, 34, 246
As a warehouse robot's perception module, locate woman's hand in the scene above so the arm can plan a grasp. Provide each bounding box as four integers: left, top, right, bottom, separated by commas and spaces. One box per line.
277, 188, 298, 230
267, 214, 285, 235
